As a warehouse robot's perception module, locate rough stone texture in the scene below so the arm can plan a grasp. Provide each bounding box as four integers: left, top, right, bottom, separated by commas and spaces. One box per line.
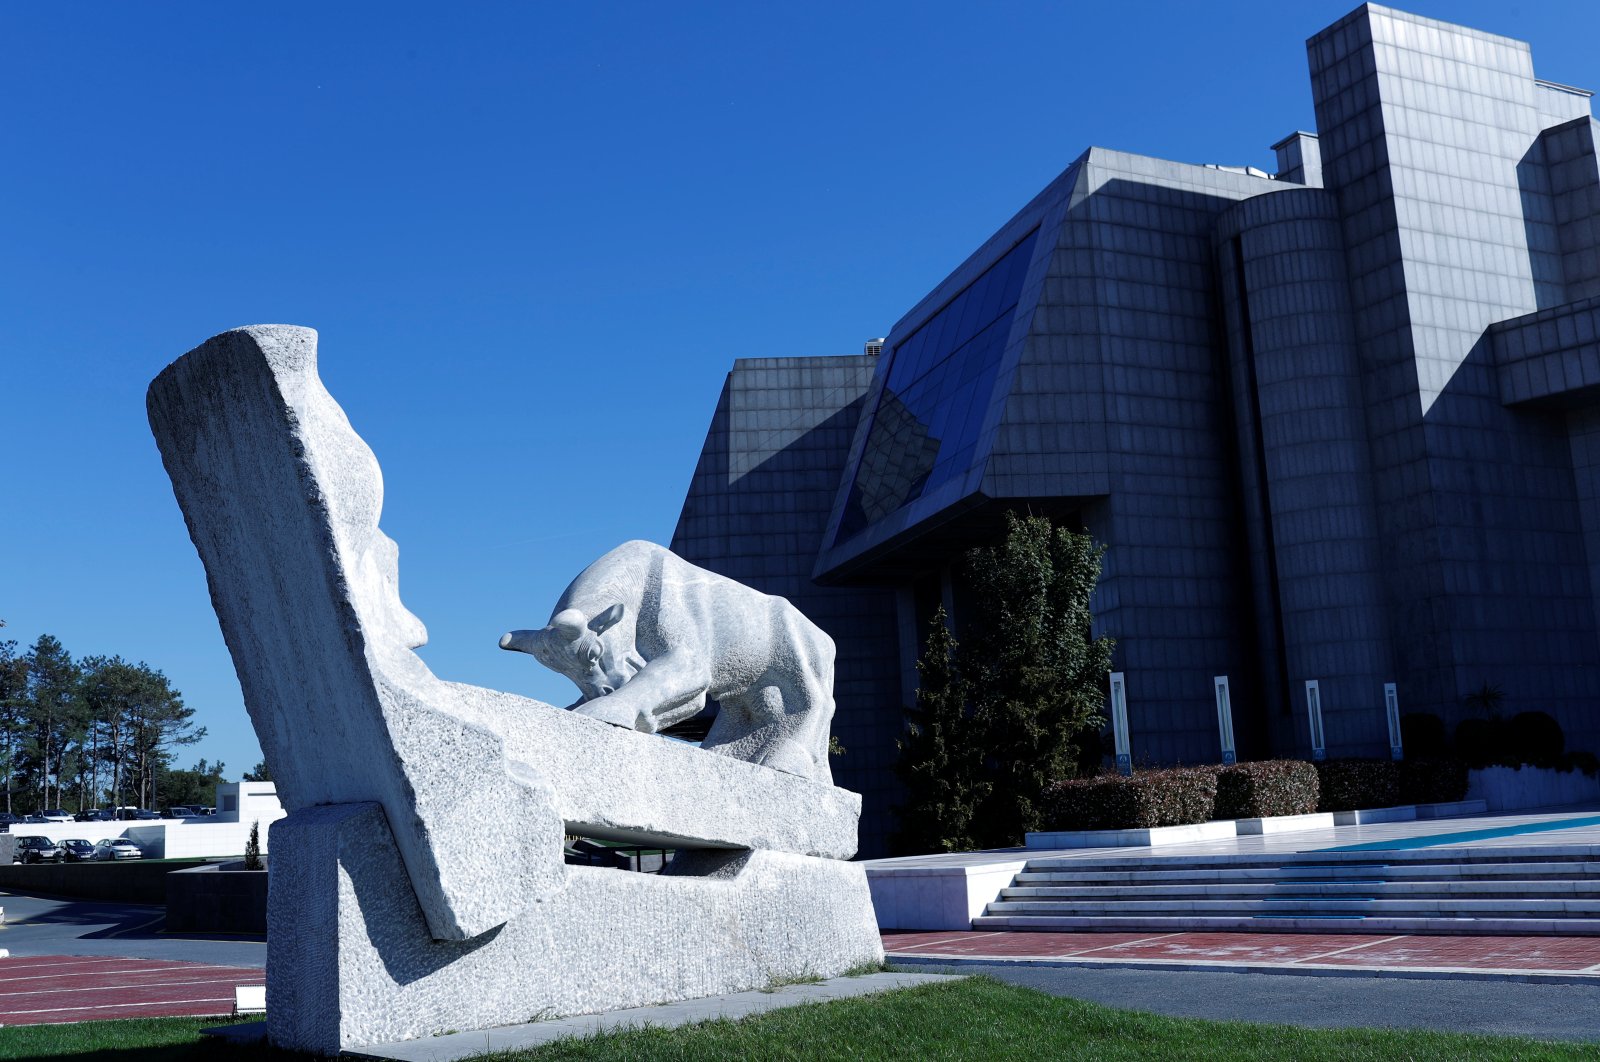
456, 682, 858, 857
268, 803, 883, 1055
149, 325, 559, 942
149, 325, 877, 1050
502, 540, 838, 785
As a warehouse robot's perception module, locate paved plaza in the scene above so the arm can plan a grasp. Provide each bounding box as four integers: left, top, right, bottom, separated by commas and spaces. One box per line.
0, 953, 260, 1026
886, 929, 1600, 980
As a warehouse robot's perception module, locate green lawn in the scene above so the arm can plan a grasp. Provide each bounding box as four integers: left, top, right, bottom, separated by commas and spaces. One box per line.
2, 977, 1595, 1061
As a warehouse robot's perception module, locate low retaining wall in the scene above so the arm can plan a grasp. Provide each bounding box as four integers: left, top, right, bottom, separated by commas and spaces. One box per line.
166, 863, 268, 933
0, 859, 210, 904
867, 859, 1028, 931
1468, 766, 1600, 812
1021, 800, 1485, 850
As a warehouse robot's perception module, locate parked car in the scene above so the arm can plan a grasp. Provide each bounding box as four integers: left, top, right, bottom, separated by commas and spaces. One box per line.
59, 838, 96, 862
92, 838, 143, 861
162, 806, 201, 819
15, 835, 64, 864
0, 812, 18, 832
19, 814, 48, 824
114, 807, 161, 821
78, 808, 117, 822
40, 808, 74, 824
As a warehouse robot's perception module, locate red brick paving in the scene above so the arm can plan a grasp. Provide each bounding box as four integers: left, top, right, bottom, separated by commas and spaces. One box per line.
881, 930, 1600, 975
0, 954, 263, 1026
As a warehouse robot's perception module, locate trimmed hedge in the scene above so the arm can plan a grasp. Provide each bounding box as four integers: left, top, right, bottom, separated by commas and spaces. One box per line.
1044, 767, 1217, 831
1453, 716, 1503, 766
1214, 760, 1319, 819
1397, 757, 1469, 805
1507, 711, 1564, 767
1455, 712, 1572, 770
1314, 758, 1398, 813
1400, 713, 1449, 758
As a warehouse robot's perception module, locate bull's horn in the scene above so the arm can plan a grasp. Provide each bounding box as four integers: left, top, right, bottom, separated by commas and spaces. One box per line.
550, 609, 587, 640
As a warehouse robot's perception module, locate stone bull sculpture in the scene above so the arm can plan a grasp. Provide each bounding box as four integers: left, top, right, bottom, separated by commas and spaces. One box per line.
500, 541, 836, 786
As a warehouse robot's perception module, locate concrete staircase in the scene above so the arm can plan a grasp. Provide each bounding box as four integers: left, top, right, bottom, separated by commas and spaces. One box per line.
974, 845, 1600, 935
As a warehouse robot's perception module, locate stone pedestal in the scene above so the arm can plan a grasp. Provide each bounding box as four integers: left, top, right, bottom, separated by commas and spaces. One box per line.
267, 804, 883, 1055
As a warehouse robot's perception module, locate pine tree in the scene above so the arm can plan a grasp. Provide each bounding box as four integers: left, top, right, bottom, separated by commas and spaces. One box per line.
0, 641, 27, 814
244, 820, 262, 870
962, 513, 1115, 846
24, 635, 83, 812
890, 513, 1115, 853
891, 607, 989, 854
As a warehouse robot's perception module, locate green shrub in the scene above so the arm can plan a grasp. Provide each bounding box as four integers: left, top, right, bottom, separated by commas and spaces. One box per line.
1397, 757, 1469, 805
1563, 750, 1600, 777
1453, 716, 1510, 768
1314, 758, 1399, 812
1399, 712, 1449, 758
1044, 766, 1218, 831
1506, 711, 1564, 767
1214, 760, 1319, 819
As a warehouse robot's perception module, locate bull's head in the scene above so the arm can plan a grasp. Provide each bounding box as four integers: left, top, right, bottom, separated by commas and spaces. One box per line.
500, 603, 630, 703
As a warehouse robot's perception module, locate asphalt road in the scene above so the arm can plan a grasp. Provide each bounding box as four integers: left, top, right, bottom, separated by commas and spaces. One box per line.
0, 889, 265, 968
911, 962, 1600, 1044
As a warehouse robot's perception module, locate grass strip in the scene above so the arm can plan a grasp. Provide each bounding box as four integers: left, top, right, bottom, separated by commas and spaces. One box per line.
1, 977, 1596, 1061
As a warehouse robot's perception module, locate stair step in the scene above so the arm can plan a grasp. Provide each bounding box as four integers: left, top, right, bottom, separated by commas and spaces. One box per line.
1020, 847, 1600, 873
1000, 881, 1600, 900
1012, 861, 1600, 885
985, 897, 1600, 915
968, 913, 1600, 936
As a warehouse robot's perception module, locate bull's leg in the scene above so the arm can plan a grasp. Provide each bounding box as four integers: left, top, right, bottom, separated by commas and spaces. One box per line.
702, 679, 828, 783
572, 650, 709, 733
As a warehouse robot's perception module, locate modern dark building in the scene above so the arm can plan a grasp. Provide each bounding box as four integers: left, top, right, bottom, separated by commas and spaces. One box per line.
673, 4, 1600, 855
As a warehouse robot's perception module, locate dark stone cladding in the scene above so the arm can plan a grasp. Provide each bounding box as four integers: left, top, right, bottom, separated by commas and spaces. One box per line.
673, 4, 1600, 853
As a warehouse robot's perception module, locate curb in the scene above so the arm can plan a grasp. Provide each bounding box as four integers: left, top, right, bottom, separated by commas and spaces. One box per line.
887, 952, 1600, 986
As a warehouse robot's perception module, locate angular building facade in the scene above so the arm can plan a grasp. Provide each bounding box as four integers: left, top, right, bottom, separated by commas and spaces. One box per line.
673, 4, 1600, 856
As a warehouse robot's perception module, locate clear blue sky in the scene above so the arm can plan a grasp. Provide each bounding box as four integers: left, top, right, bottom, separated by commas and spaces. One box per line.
4, 2, 1597, 780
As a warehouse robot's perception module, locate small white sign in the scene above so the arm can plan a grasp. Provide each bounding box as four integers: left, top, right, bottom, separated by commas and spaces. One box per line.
1110, 672, 1131, 776
1305, 680, 1326, 762
1385, 682, 1403, 760
1214, 676, 1236, 765
234, 985, 266, 1016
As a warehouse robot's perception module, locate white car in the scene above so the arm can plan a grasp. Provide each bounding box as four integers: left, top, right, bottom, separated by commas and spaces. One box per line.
40, 808, 74, 824
92, 838, 143, 861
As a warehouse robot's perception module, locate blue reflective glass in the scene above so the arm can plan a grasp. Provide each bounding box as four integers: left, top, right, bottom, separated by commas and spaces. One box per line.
834, 227, 1040, 544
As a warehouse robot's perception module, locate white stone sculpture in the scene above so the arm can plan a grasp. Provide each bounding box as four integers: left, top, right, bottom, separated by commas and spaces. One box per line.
501, 541, 837, 785
147, 326, 881, 1055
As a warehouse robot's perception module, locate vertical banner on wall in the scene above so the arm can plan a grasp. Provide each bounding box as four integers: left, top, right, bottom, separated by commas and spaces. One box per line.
1213, 676, 1236, 765
1110, 671, 1131, 776
1385, 682, 1403, 761
1305, 680, 1326, 762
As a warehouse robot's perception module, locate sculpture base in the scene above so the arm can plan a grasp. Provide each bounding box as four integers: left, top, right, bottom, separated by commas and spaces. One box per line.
266, 805, 883, 1054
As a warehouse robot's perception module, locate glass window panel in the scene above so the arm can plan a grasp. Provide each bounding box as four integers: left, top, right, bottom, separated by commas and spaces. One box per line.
886, 332, 921, 391
976, 265, 1009, 329
953, 287, 984, 350
835, 226, 1040, 544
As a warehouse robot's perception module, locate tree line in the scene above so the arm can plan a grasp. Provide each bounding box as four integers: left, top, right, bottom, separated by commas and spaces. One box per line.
0, 634, 212, 814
